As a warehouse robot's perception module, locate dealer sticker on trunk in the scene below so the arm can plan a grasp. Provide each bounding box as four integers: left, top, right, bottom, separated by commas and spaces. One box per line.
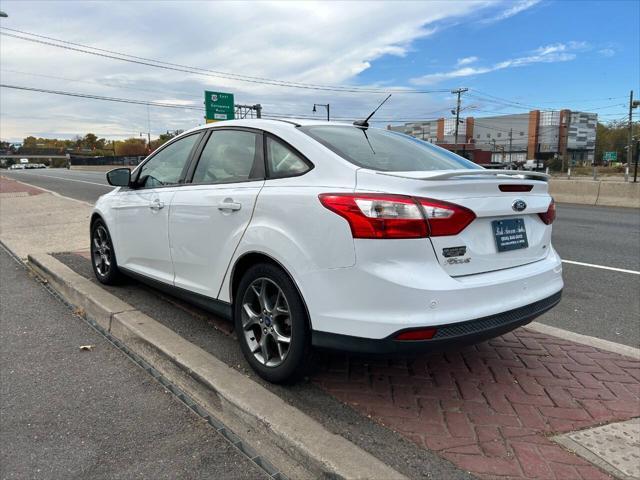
492, 218, 529, 252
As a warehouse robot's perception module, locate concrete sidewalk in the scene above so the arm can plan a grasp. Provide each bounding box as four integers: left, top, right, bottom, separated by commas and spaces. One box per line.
0, 176, 92, 258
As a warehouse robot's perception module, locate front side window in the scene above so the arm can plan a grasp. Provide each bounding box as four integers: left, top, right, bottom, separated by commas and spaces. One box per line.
137, 133, 200, 188
266, 137, 310, 178
300, 126, 481, 172
192, 130, 261, 184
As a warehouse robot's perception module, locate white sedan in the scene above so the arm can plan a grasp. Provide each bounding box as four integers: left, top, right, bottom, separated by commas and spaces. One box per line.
92, 119, 563, 383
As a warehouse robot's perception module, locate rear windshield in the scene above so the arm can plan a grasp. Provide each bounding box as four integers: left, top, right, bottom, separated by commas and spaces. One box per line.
299, 125, 481, 172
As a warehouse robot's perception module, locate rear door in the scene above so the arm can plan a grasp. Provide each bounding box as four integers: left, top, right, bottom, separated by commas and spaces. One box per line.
169, 128, 265, 297
113, 132, 202, 283
356, 169, 554, 277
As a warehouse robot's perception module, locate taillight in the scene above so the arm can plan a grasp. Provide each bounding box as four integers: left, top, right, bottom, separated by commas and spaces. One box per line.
318, 193, 427, 239
418, 198, 476, 236
395, 327, 437, 341
318, 193, 475, 239
538, 198, 556, 225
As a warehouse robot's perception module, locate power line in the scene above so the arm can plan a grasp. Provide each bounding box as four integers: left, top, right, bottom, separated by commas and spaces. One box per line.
0, 83, 463, 123
1, 68, 204, 101
0, 83, 207, 111
0, 27, 451, 95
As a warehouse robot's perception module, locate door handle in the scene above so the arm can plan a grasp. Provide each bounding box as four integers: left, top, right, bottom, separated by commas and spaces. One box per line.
149, 199, 165, 210
216, 199, 242, 211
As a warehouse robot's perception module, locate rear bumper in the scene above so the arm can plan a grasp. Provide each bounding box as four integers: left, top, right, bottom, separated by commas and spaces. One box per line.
312, 289, 562, 354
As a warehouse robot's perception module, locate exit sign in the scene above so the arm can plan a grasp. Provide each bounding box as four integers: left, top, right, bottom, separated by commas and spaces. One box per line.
205, 91, 235, 123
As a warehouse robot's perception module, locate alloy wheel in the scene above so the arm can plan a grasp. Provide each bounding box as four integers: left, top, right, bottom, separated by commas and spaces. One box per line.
92, 225, 112, 277
241, 277, 292, 367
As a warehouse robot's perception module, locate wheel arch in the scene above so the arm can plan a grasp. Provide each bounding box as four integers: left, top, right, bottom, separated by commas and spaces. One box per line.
90, 212, 104, 230
229, 251, 313, 330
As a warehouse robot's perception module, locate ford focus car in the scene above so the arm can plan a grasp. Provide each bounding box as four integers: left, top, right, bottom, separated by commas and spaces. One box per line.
91, 119, 563, 383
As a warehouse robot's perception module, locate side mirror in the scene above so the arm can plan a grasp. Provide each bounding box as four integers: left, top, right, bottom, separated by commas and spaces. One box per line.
106, 168, 131, 187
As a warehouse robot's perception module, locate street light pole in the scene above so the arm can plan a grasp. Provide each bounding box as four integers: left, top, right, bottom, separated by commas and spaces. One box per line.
313, 103, 330, 122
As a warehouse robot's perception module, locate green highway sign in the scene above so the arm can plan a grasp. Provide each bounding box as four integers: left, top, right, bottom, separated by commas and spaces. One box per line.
603, 151, 617, 161
205, 91, 235, 123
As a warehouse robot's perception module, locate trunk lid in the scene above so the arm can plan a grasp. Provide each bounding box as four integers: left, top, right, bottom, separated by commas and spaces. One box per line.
356, 169, 553, 277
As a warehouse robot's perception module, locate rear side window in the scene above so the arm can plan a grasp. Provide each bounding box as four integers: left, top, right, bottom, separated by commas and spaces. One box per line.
266, 137, 310, 178
192, 130, 262, 184
299, 125, 481, 172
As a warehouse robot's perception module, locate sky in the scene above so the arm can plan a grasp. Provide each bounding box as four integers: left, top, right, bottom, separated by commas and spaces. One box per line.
0, 0, 638, 142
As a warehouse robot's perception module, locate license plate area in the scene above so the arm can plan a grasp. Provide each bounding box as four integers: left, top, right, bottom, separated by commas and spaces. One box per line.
492, 218, 528, 252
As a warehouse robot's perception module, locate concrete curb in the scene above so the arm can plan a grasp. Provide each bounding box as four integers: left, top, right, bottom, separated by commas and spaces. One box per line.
527, 321, 640, 360
27, 252, 406, 480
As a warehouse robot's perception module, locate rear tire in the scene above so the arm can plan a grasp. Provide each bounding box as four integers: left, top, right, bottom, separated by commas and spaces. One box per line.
234, 263, 311, 383
90, 219, 122, 285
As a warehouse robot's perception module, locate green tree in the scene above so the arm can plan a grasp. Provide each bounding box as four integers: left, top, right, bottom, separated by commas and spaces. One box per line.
83, 133, 99, 150
595, 120, 640, 164
23, 136, 37, 147
115, 138, 146, 156
149, 130, 184, 152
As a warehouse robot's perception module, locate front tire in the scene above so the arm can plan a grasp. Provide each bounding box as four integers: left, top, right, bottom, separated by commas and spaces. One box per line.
90, 219, 122, 285
234, 263, 311, 383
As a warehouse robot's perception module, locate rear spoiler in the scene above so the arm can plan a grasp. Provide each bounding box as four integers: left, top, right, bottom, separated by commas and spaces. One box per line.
377, 169, 550, 182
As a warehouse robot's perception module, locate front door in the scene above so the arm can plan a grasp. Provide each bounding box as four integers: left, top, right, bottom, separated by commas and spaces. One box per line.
114, 132, 202, 284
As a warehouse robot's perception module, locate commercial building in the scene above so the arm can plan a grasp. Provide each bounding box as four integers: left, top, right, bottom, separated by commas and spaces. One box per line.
389, 110, 597, 166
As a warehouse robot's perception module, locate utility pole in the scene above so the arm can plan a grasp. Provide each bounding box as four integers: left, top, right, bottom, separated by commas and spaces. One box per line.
508, 128, 513, 164
628, 90, 640, 182
451, 88, 468, 155
634, 137, 639, 183
629, 91, 634, 168
140, 132, 151, 152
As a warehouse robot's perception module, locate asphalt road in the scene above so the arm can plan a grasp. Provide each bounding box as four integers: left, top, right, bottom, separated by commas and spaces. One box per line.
3, 168, 113, 203
3, 168, 639, 347
0, 248, 269, 480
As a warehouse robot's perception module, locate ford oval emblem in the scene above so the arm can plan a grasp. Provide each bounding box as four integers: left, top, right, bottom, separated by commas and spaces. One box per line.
512, 199, 527, 212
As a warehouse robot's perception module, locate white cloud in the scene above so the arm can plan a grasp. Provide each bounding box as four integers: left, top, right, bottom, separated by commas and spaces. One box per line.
1, 0, 507, 140
411, 41, 584, 85
457, 56, 479, 66
481, 0, 541, 23
598, 48, 616, 57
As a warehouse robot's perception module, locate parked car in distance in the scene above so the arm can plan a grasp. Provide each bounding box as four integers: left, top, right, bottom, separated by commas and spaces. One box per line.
9, 163, 25, 170
91, 119, 563, 383
522, 159, 545, 171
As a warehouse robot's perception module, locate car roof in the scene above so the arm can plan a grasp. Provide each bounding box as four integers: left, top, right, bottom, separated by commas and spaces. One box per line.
182, 118, 358, 136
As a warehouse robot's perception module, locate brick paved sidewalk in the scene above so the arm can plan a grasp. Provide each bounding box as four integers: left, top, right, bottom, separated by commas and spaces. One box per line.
0, 175, 45, 196
314, 328, 640, 479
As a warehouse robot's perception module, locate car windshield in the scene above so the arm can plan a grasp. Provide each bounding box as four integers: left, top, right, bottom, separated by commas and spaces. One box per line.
299, 125, 482, 172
